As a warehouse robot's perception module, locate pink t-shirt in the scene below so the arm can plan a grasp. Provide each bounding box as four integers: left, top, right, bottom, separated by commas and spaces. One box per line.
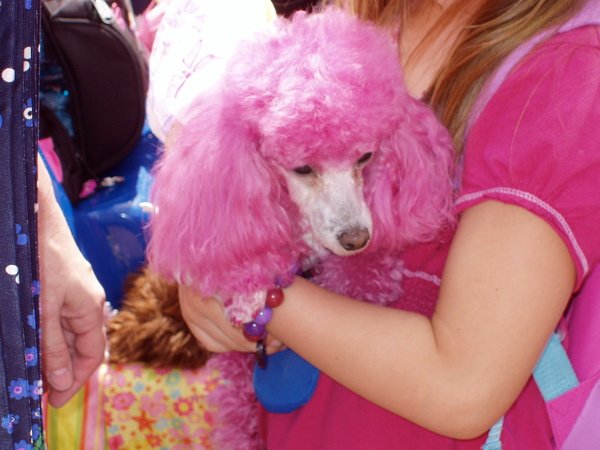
265, 25, 600, 450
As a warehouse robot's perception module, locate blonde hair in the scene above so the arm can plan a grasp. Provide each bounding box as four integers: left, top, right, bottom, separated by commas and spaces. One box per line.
334, 0, 584, 152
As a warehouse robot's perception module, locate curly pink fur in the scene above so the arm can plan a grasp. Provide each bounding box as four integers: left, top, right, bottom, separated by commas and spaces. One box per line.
147, 7, 454, 316
147, 8, 455, 448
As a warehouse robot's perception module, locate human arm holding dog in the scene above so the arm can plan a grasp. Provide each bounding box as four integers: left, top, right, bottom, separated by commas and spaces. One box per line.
180, 197, 575, 437
38, 157, 106, 408
177, 0, 600, 445
268, 203, 575, 437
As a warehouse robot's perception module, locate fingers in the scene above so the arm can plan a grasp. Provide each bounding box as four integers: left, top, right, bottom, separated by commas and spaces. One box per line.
47, 327, 106, 407
178, 285, 288, 355
45, 320, 106, 407
42, 317, 74, 394
47, 354, 98, 408
178, 285, 255, 353
42, 274, 106, 408
265, 337, 286, 355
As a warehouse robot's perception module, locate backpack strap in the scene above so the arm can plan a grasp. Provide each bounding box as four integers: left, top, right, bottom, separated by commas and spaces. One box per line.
483, 333, 580, 449
476, 3, 600, 447
533, 332, 579, 402
482, 417, 504, 450
467, 0, 600, 135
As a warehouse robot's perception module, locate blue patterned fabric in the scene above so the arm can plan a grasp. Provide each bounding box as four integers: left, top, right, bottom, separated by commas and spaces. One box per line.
0, 0, 45, 449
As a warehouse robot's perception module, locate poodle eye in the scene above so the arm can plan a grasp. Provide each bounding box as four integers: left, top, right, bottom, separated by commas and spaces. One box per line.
357, 152, 373, 165
293, 165, 314, 176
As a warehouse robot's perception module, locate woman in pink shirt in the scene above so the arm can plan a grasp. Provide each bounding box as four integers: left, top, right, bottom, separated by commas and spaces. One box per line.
178, 0, 600, 447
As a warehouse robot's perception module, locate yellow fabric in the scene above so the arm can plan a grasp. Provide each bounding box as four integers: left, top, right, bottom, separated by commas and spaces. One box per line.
45, 390, 86, 450
44, 364, 105, 450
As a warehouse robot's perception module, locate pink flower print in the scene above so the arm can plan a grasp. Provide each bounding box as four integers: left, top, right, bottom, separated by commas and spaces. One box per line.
104, 409, 113, 428
182, 367, 210, 385
140, 391, 167, 418
170, 425, 194, 450
128, 363, 143, 377
107, 434, 125, 450
105, 366, 128, 387
170, 423, 211, 450
203, 375, 221, 394
200, 433, 213, 449
145, 434, 162, 447
174, 398, 193, 417
154, 367, 171, 376
111, 392, 135, 411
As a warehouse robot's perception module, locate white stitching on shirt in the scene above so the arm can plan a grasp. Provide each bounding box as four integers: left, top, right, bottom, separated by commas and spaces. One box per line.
400, 268, 441, 286
456, 187, 589, 274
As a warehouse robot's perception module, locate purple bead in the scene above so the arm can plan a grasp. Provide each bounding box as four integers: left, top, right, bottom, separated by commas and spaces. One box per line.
275, 263, 299, 288
243, 321, 266, 342
289, 262, 301, 275
254, 307, 273, 325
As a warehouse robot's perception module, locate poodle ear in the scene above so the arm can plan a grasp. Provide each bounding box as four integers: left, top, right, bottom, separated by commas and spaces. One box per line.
147, 92, 297, 299
365, 98, 456, 250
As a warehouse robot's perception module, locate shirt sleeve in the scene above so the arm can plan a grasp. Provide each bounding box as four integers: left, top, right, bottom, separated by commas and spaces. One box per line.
456, 26, 600, 289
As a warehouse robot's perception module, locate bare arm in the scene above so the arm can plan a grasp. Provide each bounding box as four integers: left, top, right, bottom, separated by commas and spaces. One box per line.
179, 200, 574, 438
38, 156, 106, 407
267, 200, 575, 438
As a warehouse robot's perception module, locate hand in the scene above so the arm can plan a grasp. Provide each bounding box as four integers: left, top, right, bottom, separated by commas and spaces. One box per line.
38, 158, 107, 408
178, 284, 285, 354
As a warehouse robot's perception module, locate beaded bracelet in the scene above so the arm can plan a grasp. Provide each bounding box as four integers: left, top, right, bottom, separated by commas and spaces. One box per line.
242, 287, 285, 342
243, 287, 284, 368
242, 269, 297, 368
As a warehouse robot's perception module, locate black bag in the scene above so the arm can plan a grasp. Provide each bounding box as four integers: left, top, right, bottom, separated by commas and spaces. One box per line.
271, 0, 320, 17
40, 0, 149, 204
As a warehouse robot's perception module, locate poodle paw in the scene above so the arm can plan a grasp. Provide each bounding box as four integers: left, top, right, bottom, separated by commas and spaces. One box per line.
225, 290, 267, 325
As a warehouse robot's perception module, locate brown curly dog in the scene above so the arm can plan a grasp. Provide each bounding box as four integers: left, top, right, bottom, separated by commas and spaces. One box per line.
106, 267, 210, 369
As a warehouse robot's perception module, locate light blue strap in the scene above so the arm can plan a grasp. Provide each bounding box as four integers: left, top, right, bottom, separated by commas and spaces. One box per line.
533, 332, 579, 401
482, 417, 504, 450
482, 332, 579, 449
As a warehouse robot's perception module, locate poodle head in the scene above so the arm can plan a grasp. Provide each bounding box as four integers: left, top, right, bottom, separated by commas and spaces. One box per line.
148, 7, 454, 313
219, 7, 420, 255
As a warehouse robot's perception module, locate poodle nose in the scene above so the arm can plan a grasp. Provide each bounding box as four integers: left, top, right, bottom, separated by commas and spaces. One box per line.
338, 227, 370, 251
